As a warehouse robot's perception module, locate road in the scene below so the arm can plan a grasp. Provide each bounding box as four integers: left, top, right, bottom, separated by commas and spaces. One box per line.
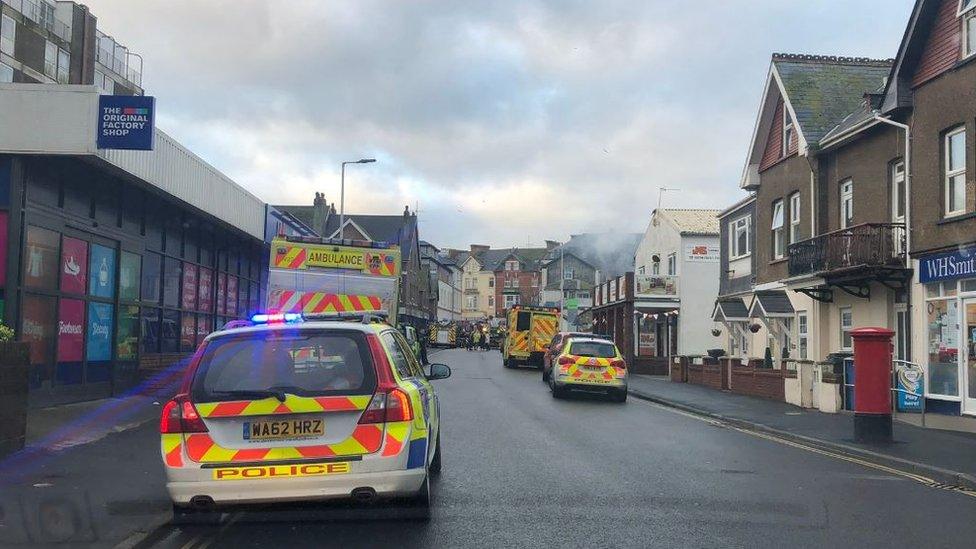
141, 348, 976, 548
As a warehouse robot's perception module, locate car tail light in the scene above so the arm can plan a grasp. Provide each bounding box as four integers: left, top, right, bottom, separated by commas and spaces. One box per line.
358, 388, 414, 424
558, 355, 574, 366
160, 395, 208, 434
611, 358, 626, 369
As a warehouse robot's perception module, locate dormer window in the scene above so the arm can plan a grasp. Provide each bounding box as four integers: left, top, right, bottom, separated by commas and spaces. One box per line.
781, 108, 794, 158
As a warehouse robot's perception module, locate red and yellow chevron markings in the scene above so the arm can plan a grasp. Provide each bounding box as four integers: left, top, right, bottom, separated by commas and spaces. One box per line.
274, 245, 308, 269
195, 395, 371, 418
268, 290, 383, 314
183, 423, 384, 463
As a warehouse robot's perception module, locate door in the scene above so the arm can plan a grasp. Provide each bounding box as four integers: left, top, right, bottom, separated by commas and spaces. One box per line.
964, 301, 976, 415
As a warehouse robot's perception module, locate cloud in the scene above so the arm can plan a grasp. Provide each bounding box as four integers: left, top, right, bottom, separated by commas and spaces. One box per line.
84, 0, 913, 248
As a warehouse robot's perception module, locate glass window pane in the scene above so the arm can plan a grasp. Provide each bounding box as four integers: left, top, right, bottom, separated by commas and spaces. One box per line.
141, 252, 162, 303
0, 62, 13, 83
161, 309, 179, 353
948, 131, 966, 171
967, 16, 976, 56
23, 295, 57, 388
120, 252, 141, 301
771, 202, 784, 229
56, 298, 85, 385
24, 226, 59, 290
141, 308, 160, 354
927, 299, 959, 396
60, 236, 88, 294
117, 305, 139, 361
182, 263, 198, 310
162, 258, 181, 308
89, 244, 116, 298
199, 267, 214, 312
949, 174, 966, 212
181, 313, 196, 352
196, 314, 212, 342
86, 301, 113, 362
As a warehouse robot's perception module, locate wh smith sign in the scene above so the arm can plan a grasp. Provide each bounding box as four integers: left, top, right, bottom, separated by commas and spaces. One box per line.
96, 95, 155, 150
919, 246, 976, 283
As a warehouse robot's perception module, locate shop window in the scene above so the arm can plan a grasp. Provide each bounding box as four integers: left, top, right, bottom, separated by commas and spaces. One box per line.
141, 252, 162, 303
182, 263, 198, 310
56, 298, 85, 385
840, 307, 853, 350
23, 294, 57, 387
86, 302, 113, 382
27, 172, 59, 207
117, 305, 139, 361
771, 199, 785, 259
60, 236, 88, 295
226, 276, 238, 317
63, 180, 90, 219
945, 127, 966, 217
141, 308, 161, 354
164, 219, 182, 256
196, 314, 212, 342
216, 272, 227, 315
249, 281, 259, 315
121, 188, 143, 234
184, 228, 198, 262
162, 257, 181, 308
926, 284, 960, 396
88, 244, 116, 298
24, 226, 59, 290
119, 252, 141, 302
238, 281, 248, 318
199, 267, 214, 312
161, 309, 179, 353
181, 313, 196, 352
94, 188, 118, 228
199, 236, 212, 267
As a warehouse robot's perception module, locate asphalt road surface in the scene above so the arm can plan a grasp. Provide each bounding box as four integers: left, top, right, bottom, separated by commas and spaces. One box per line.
144, 348, 976, 548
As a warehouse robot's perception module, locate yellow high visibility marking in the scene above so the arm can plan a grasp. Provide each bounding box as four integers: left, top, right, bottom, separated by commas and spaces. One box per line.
161, 433, 182, 453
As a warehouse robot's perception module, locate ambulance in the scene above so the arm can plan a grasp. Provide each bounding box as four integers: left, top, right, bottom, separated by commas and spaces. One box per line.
267, 236, 401, 323
428, 322, 458, 348
501, 305, 559, 369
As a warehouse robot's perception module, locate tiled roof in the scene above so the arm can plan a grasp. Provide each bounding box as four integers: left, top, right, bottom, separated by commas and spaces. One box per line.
660, 209, 721, 236
773, 54, 892, 145
712, 298, 749, 321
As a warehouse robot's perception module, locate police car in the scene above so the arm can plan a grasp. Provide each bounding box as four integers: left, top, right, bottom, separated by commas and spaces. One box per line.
160, 312, 450, 521
547, 337, 628, 402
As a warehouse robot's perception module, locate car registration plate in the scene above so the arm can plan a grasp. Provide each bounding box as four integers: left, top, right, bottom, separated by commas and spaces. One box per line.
243, 418, 324, 441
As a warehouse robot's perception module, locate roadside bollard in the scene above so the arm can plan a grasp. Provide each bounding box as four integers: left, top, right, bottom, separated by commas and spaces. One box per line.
851, 327, 895, 443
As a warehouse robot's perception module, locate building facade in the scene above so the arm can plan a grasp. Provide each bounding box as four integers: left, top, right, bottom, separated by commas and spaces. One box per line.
1, 0, 143, 94
0, 85, 266, 407
459, 250, 493, 321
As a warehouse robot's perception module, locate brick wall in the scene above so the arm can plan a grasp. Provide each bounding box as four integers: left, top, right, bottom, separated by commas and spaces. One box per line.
701, 363, 727, 390
730, 365, 786, 401
687, 361, 704, 386
670, 356, 687, 383
0, 343, 30, 457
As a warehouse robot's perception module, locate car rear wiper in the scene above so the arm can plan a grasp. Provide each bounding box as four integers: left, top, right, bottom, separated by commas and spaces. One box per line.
211, 389, 288, 403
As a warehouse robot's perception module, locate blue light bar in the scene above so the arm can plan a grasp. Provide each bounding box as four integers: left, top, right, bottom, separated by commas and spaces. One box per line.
250, 313, 303, 324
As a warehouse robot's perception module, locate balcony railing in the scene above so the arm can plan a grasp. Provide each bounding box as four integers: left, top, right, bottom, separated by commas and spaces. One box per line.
787, 223, 905, 278
634, 274, 679, 297
7, 0, 71, 42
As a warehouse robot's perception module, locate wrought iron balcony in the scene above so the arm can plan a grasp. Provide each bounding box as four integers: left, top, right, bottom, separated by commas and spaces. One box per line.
787, 223, 906, 278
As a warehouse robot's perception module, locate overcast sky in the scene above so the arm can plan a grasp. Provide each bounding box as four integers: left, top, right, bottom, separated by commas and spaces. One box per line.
83, 0, 913, 248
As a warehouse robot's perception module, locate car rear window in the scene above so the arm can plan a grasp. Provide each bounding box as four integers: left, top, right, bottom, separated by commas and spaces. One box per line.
516, 312, 531, 331
569, 341, 617, 358
191, 329, 376, 401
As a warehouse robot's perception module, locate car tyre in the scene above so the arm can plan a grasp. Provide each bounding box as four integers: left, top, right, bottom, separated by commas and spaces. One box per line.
429, 432, 442, 475
611, 390, 628, 403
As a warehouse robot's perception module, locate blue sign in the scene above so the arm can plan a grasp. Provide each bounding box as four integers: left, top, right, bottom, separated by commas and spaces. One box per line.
895, 363, 924, 413
919, 246, 976, 283
86, 302, 113, 362
96, 95, 155, 151
89, 244, 116, 298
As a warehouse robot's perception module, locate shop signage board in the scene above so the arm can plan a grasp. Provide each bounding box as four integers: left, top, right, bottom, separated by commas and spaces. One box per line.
685, 243, 719, 263
919, 246, 976, 283
97, 95, 156, 150
895, 362, 924, 412
57, 298, 85, 362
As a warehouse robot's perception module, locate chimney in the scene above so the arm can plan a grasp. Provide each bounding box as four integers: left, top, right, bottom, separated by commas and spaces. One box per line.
312, 192, 329, 236
470, 244, 490, 255
545, 240, 560, 251
403, 205, 410, 217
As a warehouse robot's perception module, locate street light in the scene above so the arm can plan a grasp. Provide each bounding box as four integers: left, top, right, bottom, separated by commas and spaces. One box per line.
340, 158, 376, 237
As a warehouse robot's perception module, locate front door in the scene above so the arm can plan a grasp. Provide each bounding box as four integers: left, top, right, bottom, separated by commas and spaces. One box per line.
964, 301, 976, 415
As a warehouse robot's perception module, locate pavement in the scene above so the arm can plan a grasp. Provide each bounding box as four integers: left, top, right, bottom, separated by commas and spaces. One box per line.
626, 374, 976, 490
3, 349, 976, 548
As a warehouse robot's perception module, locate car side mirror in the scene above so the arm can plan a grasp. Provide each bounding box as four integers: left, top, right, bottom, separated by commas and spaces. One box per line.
426, 363, 452, 380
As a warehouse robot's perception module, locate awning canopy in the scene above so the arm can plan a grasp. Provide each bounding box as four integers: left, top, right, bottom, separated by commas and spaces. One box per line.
748, 291, 795, 319
712, 298, 749, 322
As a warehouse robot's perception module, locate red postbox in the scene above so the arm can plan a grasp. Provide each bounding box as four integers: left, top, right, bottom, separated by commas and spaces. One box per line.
851, 327, 895, 443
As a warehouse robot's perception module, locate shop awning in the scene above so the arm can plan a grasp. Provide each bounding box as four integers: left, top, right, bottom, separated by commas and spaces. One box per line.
712, 298, 749, 322
748, 291, 795, 319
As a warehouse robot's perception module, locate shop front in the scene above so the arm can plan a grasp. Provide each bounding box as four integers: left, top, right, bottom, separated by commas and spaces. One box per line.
916, 246, 976, 417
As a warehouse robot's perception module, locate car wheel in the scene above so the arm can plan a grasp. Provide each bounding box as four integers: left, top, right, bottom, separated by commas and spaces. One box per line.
612, 390, 627, 403
171, 504, 220, 526
429, 432, 442, 475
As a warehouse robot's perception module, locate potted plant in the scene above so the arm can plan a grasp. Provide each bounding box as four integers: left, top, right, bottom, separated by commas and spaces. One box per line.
0, 324, 31, 458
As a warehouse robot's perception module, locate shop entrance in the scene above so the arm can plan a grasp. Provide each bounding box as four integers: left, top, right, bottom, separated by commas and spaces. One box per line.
964, 300, 976, 415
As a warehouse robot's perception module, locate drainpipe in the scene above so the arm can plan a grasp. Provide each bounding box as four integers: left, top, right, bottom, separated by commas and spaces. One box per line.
873, 113, 913, 368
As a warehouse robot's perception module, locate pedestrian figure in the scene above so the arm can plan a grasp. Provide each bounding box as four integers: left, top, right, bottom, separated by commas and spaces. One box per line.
472, 328, 482, 351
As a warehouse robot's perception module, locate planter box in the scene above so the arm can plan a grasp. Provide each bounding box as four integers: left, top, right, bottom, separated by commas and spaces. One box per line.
0, 342, 30, 458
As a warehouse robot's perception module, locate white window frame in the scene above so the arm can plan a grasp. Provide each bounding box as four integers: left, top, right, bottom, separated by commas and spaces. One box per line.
652, 260, 660, 275
1, 14, 15, 57
487, 295, 494, 307
511, 277, 520, 288
945, 127, 967, 217
564, 268, 574, 280
965, 11, 976, 58
771, 199, 785, 259
505, 260, 518, 271
504, 294, 519, 308
638, 266, 645, 275
729, 215, 751, 259
44, 40, 57, 79
782, 108, 794, 158
892, 160, 906, 222
840, 307, 853, 350
788, 192, 801, 244
667, 253, 676, 276
796, 311, 808, 360
840, 180, 854, 229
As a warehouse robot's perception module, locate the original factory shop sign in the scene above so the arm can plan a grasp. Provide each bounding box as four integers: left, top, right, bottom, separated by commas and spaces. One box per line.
96, 95, 156, 151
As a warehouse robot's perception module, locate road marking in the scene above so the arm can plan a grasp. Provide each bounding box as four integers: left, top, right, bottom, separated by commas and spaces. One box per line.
176, 512, 241, 549
198, 512, 242, 549
632, 398, 976, 499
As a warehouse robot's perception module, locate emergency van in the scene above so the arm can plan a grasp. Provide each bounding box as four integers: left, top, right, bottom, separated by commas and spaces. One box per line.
267, 236, 401, 324
428, 322, 457, 348
502, 305, 559, 369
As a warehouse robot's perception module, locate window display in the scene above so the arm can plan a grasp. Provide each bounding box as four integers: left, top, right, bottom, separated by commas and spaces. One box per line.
56, 298, 85, 384
162, 258, 181, 308
182, 262, 198, 311
927, 296, 959, 396
119, 252, 141, 301
141, 308, 161, 354
198, 267, 213, 312
141, 252, 161, 303
181, 313, 196, 351
60, 236, 88, 294
226, 275, 238, 317
117, 305, 139, 361
161, 309, 179, 353
89, 244, 116, 298
22, 295, 56, 386
24, 226, 59, 290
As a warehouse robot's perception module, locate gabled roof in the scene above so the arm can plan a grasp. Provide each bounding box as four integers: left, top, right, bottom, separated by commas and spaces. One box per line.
275, 205, 316, 231
324, 214, 410, 243
658, 209, 721, 236
712, 298, 750, 322
741, 54, 893, 188
478, 247, 549, 272
748, 291, 796, 319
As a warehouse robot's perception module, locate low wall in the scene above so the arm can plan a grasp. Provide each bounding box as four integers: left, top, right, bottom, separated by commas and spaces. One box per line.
687, 361, 704, 386
730, 365, 786, 401
633, 357, 667, 376
670, 356, 687, 383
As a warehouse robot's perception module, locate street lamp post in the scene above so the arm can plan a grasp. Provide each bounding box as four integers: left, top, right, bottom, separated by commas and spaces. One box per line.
339, 158, 376, 237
